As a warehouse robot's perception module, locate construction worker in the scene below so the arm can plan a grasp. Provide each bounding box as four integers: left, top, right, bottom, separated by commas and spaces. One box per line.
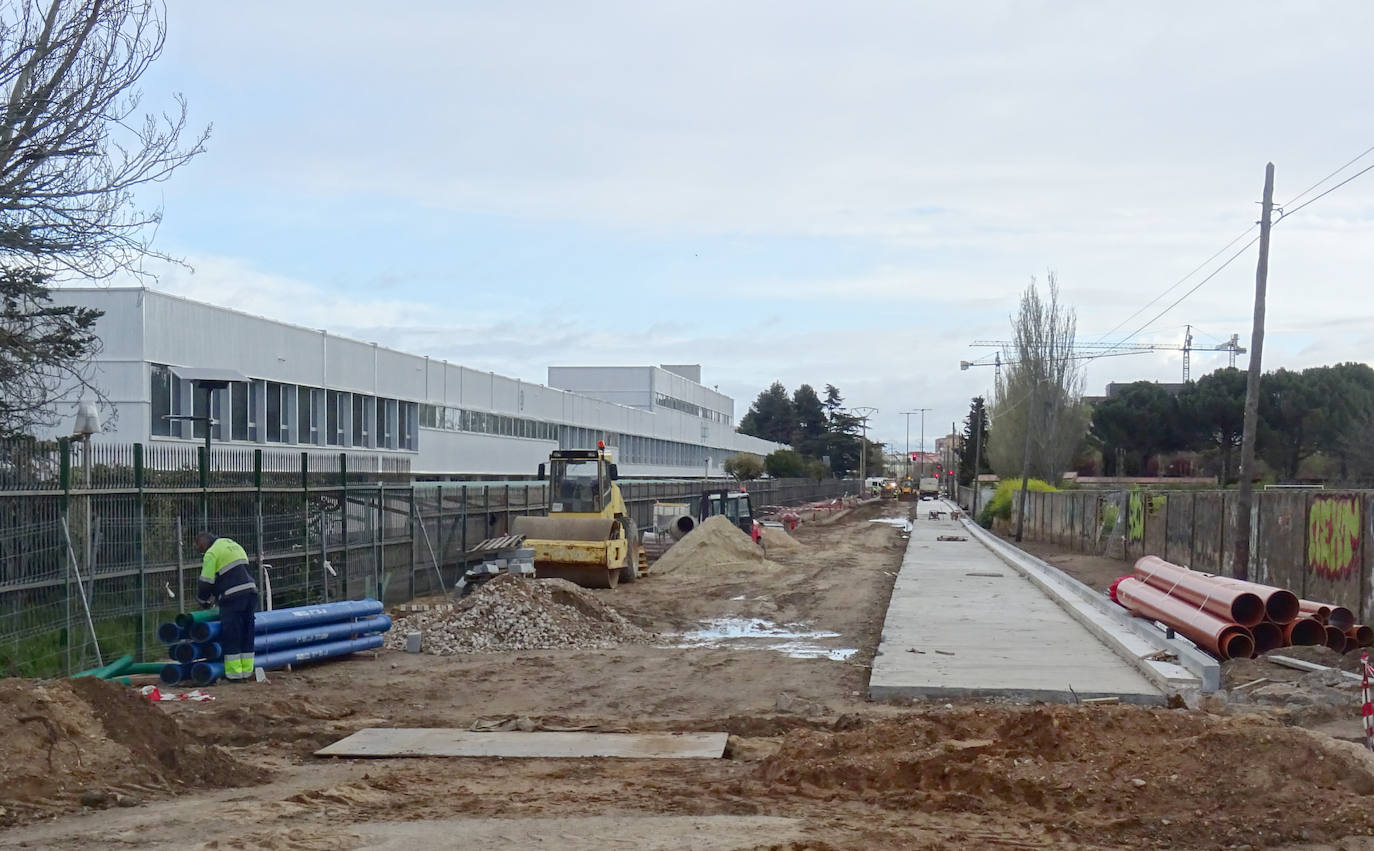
195, 532, 258, 683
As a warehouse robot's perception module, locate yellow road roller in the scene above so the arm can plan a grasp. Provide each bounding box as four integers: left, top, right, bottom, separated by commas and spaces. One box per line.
511, 444, 642, 588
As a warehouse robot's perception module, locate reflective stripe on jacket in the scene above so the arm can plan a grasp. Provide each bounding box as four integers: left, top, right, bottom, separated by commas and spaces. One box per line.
197, 537, 256, 602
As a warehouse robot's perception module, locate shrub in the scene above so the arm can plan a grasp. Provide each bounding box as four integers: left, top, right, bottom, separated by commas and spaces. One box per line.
977, 477, 1058, 528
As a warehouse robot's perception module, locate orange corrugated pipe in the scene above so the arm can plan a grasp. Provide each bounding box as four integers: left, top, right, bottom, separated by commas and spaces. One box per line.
1115, 577, 1255, 660
1299, 600, 1331, 624
1132, 557, 1265, 627
1347, 625, 1374, 648
1324, 625, 1347, 651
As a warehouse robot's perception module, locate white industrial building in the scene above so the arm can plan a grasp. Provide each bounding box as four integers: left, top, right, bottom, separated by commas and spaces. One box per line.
42, 288, 782, 477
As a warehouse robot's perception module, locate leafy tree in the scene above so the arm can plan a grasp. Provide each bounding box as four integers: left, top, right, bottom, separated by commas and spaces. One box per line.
790, 384, 827, 457
1089, 381, 1182, 475
737, 381, 795, 444
804, 459, 829, 481
1258, 367, 1326, 481
956, 396, 991, 485
0, 0, 209, 280
1, 268, 102, 436
1313, 362, 1374, 481
986, 273, 1088, 482
864, 438, 886, 477
764, 448, 806, 478
723, 453, 763, 481
1178, 367, 1246, 484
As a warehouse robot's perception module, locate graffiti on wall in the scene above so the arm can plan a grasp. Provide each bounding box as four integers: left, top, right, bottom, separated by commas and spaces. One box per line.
1127, 490, 1144, 542
1308, 496, 1361, 580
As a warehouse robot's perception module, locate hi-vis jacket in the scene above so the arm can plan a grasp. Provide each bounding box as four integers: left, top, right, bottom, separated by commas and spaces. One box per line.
197, 537, 256, 604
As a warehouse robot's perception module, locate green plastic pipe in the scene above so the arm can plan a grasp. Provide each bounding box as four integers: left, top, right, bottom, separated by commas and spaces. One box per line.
175, 609, 218, 630
110, 676, 131, 686
125, 662, 167, 676
72, 654, 134, 679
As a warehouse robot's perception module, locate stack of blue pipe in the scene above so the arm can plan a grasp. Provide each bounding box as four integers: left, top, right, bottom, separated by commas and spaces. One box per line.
155, 600, 391, 686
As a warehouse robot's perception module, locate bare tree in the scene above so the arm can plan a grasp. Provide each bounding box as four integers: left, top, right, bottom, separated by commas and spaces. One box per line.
0, 0, 209, 280
0, 266, 103, 436
986, 273, 1088, 482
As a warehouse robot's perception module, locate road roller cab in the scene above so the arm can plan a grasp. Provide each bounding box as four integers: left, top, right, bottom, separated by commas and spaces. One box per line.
510, 444, 642, 588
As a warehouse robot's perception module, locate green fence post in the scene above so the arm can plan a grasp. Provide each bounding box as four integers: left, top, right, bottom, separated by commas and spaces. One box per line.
59, 437, 72, 674
254, 449, 265, 600
135, 443, 146, 663
408, 486, 417, 602
339, 453, 348, 600
301, 451, 311, 603
198, 446, 209, 529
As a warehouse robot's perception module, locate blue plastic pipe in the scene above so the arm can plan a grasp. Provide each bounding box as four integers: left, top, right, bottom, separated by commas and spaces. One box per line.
159, 663, 190, 685
191, 633, 385, 685
157, 621, 184, 644
251, 600, 384, 634
255, 615, 392, 653
172, 641, 223, 663
188, 599, 384, 642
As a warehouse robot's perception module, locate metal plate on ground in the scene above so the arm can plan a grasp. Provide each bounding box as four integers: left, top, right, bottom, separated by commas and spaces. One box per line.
315, 729, 729, 759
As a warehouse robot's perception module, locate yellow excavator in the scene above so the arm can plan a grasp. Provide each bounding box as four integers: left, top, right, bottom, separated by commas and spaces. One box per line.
511, 444, 643, 589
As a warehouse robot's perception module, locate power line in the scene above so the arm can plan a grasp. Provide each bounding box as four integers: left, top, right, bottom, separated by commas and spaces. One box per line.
1088, 225, 1256, 345
1280, 144, 1374, 209
1091, 145, 1374, 358
1090, 143, 1374, 350
1277, 159, 1374, 222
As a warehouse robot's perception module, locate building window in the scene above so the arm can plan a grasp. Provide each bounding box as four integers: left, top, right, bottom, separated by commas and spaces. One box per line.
190, 383, 209, 440
398, 401, 415, 450
376, 397, 389, 448
231, 382, 248, 441
266, 382, 283, 443
150, 364, 172, 436
352, 394, 369, 447
248, 380, 260, 441
327, 390, 343, 446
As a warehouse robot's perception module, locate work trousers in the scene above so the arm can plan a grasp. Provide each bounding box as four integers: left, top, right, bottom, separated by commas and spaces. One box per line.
219, 591, 259, 681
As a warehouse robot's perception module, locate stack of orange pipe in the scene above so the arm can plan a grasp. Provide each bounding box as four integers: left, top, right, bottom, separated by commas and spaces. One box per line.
1113, 556, 1373, 661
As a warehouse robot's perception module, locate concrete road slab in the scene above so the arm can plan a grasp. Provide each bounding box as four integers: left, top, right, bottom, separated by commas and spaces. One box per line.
869, 504, 1163, 704
317, 729, 728, 759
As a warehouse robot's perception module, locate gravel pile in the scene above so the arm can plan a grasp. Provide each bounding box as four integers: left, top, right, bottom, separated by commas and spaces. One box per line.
386, 574, 650, 654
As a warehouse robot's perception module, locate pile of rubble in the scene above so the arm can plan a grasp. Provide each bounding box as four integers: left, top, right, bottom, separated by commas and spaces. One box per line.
386, 574, 651, 654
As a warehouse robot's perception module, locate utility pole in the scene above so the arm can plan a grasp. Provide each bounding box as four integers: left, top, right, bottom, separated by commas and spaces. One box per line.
854, 407, 877, 492
948, 421, 956, 499
919, 409, 927, 479
1234, 162, 1275, 582
901, 409, 929, 481
971, 405, 983, 519
1014, 382, 1042, 543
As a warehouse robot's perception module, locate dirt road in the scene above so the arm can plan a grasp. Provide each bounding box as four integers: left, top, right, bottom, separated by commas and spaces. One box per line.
7, 501, 1374, 850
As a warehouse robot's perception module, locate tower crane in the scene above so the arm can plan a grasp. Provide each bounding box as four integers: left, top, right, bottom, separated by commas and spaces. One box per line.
965, 326, 1246, 383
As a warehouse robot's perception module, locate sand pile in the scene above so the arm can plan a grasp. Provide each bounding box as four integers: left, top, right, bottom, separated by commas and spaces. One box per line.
758, 524, 805, 553
386, 574, 650, 654
0, 677, 267, 826
652, 515, 783, 576
757, 706, 1374, 848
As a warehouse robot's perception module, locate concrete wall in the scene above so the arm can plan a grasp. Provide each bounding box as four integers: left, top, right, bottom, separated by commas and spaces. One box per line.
1015, 487, 1374, 622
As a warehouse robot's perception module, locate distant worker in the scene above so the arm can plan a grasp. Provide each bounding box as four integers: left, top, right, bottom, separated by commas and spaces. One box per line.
195, 532, 259, 683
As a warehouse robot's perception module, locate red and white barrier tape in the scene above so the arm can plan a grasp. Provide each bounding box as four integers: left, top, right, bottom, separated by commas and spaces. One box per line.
1362, 653, 1373, 752
139, 685, 214, 702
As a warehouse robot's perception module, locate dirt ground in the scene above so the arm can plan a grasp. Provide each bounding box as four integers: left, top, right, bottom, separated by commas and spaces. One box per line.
7, 502, 1374, 849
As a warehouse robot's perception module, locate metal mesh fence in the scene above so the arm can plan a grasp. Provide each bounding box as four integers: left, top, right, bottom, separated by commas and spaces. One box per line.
1, 439, 858, 677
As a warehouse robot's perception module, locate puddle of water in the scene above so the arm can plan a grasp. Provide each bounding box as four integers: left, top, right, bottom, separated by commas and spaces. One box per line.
671, 617, 856, 661
869, 518, 913, 532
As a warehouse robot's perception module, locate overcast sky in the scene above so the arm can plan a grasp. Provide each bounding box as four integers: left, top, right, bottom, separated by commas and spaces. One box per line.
125, 2, 1374, 451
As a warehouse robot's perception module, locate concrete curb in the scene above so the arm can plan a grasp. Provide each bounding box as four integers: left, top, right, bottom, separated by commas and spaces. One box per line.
956, 511, 1218, 694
